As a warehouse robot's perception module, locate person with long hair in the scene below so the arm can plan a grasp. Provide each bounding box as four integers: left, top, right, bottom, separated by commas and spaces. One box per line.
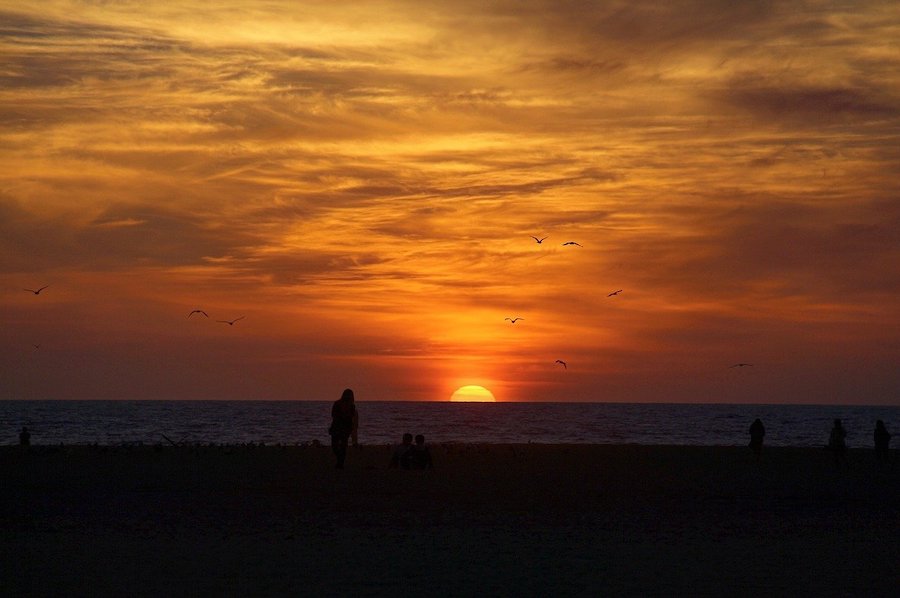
329, 388, 358, 469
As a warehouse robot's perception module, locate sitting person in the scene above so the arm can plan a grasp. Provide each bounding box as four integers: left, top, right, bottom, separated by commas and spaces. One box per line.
409, 434, 434, 470
389, 433, 414, 469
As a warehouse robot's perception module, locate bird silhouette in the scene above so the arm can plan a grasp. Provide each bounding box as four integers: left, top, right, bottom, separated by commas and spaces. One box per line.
555, 359, 567, 369
562, 241, 582, 247
530, 236, 548, 244
24, 285, 49, 295
188, 310, 209, 318
607, 289, 623, 297
217, 317, 245, 326
730, 363, 753, 368
505, 317, 524, 324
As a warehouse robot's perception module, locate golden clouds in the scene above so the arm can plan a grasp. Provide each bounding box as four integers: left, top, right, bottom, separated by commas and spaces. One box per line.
1, 1, 899, 402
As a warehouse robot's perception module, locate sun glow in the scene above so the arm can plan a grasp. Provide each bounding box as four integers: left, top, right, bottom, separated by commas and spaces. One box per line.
450, 385, 496, 402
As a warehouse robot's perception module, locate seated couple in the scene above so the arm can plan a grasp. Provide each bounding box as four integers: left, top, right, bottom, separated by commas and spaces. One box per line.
390, 433, 433, 470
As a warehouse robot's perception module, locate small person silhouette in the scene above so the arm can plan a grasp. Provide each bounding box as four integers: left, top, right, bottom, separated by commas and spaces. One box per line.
329, 389, 357, 469
389, 433, 414, 469
19, 426, 31, 447
827, 419, 847, 466
874, 420, 891, 466
749, 418, 765, 460
410, 434, 434, 470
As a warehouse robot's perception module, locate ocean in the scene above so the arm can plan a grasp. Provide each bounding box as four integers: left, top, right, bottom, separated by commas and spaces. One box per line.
2, 400, 898, 448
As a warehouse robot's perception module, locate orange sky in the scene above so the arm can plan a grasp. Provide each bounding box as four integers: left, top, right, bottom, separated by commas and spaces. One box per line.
1, 1, 898, 403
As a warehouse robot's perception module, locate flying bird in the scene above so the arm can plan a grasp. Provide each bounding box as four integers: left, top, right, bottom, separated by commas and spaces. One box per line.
24, 285, 49, 295
562, 241, 582, 247
217, 317, 245, 326
188, 310, 209, 318
505, 317, 524, 324
530, 236, 548, 244
555, 359, 567, 369
730, 363, 753, 368
607, 289, 623, 297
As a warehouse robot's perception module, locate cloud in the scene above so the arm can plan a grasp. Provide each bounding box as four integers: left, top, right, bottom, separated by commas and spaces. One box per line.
718, 79, 899, 123
1, 1, 899, 403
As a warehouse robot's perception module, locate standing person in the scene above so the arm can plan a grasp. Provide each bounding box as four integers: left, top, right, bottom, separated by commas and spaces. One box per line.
19, 426, 31, 447
874, 420, 891, 466
329, 388, 357, 469
749, 418, 765, 460
827, 418, 847, 466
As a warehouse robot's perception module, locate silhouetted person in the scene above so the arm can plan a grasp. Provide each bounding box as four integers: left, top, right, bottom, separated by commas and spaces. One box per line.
19, 426, 31, 447
389, 433, 414, 469
329, 388, 357, 469
749, 418, 765, 460
874, 420, 891, 466
410, 434, 434, 470
827, 419, 847, 465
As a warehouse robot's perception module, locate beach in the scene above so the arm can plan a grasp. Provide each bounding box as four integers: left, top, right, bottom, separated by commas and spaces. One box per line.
2, 444, 898, 596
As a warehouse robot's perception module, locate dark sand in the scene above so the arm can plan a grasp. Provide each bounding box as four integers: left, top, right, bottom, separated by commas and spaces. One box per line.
2, 444, 898, 597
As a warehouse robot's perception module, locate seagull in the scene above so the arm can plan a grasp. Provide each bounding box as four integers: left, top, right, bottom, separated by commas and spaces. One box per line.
217, 316, 245, 326
33, 344, 40, 350
530, 236, 548, 244
607, 289, 623, 297
555, 359, 567, 369
24, 285, 49, 295
188, 310, 209, 318
562, 241, 582, 247
730, 363, 753, 368
505, 317, 524, 324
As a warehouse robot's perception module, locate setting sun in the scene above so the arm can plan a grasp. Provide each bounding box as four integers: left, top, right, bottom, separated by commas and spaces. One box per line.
450, 385, 496, 402
1, 1, 898, 406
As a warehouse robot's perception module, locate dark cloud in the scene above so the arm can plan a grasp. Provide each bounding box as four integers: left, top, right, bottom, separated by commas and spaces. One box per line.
719, 79, 899, 123
0, 197, 263, 272
81, 206, 259, 267
0, 10, 138, 41
519, 56, 627, 75
0, 10, 186, 89
608, 193, 900, 302
221, 251, 394, 287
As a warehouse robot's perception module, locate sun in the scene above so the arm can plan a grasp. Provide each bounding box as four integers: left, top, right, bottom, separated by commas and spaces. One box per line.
450, 385, 496, 402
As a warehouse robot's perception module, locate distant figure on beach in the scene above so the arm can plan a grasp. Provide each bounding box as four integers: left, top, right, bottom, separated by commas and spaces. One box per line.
826, 419, 847, 465
19, 426, 31, 447
329, 388, 358, 469
389, 433, 414, 469
749, 418, 765, 459
874, 420, 891, 465
410, 434, 434, 470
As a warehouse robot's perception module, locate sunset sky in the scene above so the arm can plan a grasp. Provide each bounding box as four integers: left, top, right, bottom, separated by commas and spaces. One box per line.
2, 1, 898, 404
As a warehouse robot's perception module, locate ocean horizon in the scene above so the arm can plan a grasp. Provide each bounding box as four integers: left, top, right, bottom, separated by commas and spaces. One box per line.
2, 400, 897, 448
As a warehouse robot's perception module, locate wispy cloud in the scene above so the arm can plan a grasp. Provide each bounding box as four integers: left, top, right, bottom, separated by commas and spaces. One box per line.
1, 0, 898, 402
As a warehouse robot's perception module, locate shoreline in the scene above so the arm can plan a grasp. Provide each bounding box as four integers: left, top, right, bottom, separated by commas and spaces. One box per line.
3, 444, 898, 596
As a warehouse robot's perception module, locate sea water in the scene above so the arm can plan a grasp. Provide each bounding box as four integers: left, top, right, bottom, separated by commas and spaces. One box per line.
2, 401, 898, 448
